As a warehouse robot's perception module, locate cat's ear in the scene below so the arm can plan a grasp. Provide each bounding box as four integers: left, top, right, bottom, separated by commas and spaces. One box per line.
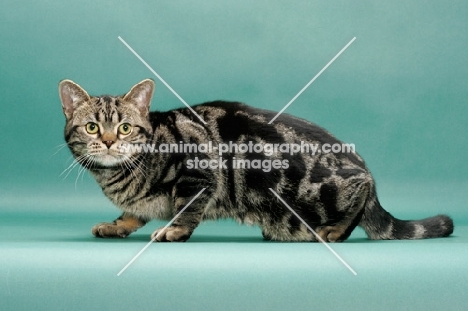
123, 79, 154, 117
59, 80, 90, 120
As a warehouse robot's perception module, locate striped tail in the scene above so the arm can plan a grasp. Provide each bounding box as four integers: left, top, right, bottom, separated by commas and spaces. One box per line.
359, 197, 454, 240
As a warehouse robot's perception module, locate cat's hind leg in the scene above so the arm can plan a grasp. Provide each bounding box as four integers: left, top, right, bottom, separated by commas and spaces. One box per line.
315, 176, 371, 242
263, 176, 370, 242
92, 212, 146, 238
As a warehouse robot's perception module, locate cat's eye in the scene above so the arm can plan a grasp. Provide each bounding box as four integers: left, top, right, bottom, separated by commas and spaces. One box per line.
85, 122, 99, 134
118, 123, 132, 135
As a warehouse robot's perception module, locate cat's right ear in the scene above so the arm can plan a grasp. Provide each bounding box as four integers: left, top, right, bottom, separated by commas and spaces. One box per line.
123, 79, 155, 117
58, 80, 90, 120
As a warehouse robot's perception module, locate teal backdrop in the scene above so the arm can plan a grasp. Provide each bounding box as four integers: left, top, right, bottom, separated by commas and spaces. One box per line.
1, 1, 467, 310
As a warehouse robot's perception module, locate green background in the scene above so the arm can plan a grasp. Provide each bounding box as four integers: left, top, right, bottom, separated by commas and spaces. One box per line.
1, 1, 467, 310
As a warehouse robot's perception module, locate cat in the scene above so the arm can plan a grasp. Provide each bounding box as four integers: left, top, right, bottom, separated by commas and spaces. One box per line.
59, 79, 454, 242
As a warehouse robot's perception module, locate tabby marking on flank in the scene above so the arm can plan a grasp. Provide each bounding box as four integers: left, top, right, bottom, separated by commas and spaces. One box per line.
59, 79, 454, 242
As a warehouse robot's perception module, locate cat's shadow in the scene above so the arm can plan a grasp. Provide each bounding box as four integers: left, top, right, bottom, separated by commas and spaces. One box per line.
52, 234, 266, 243
50, 234, 373, 243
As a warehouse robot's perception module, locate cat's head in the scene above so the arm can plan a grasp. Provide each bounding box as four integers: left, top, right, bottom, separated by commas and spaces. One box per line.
59, 79, 154, 169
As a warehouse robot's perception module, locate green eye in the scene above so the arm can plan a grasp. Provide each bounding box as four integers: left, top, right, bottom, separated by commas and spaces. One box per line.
118, 123, 132, 135
86, 122, 99, 134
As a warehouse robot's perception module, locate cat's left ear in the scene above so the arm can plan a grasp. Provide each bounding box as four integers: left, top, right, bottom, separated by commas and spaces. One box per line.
123, 79, 155, 117
59, 80, 90, 120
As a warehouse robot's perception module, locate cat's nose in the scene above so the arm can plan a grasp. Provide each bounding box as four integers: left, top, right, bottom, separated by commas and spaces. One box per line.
101, 132, 117, 149
103, 140, 115, 148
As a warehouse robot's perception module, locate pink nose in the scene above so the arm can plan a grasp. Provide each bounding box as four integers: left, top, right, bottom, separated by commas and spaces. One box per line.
103, 140, 114, 148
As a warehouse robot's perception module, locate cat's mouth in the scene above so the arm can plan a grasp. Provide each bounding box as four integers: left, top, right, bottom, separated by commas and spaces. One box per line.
84, 149, 134, 169
94, 154, 125, 167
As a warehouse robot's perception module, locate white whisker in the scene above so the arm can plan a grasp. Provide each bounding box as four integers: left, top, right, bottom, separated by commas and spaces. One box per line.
127, 155, 149, 179
51, 143, 70, 156
60, 154, 88, 180
75, 154, 93, 189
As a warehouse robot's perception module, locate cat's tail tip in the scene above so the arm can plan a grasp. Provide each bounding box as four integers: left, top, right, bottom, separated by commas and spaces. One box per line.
411, 214, 454, 239
360, 202, 454, 240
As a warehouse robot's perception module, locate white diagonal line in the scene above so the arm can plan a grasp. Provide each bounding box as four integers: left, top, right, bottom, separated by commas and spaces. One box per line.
268, 37, 356, 124
117, 187, 206, 276
268, 188, 357, 276
118, 36, 207, 124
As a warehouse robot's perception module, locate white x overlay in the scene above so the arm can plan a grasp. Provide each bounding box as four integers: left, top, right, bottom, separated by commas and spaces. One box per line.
117, 35, 357, 276
117, 188, 206, 276
269, 188, 357, 275
268, 37, 356, 124
118, 36, 207, 124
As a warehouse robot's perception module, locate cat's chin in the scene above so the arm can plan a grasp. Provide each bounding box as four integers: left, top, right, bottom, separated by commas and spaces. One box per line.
93, 155, 126, 168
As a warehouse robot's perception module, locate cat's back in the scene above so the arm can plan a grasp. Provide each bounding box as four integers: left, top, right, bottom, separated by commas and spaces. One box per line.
149, 100, 340, 145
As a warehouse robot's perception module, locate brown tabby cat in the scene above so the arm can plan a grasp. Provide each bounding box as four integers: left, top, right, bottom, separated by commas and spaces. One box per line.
59, 79, 453, 242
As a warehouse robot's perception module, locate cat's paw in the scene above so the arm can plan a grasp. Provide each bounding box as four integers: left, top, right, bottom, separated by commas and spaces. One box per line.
316, 225, 347, 242
92, 222, 131, 238
151, 226, 192, 242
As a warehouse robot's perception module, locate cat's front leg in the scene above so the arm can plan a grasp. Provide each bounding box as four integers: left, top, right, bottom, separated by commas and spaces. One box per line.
92, 212, 146, 238
151, 186, 210, 242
